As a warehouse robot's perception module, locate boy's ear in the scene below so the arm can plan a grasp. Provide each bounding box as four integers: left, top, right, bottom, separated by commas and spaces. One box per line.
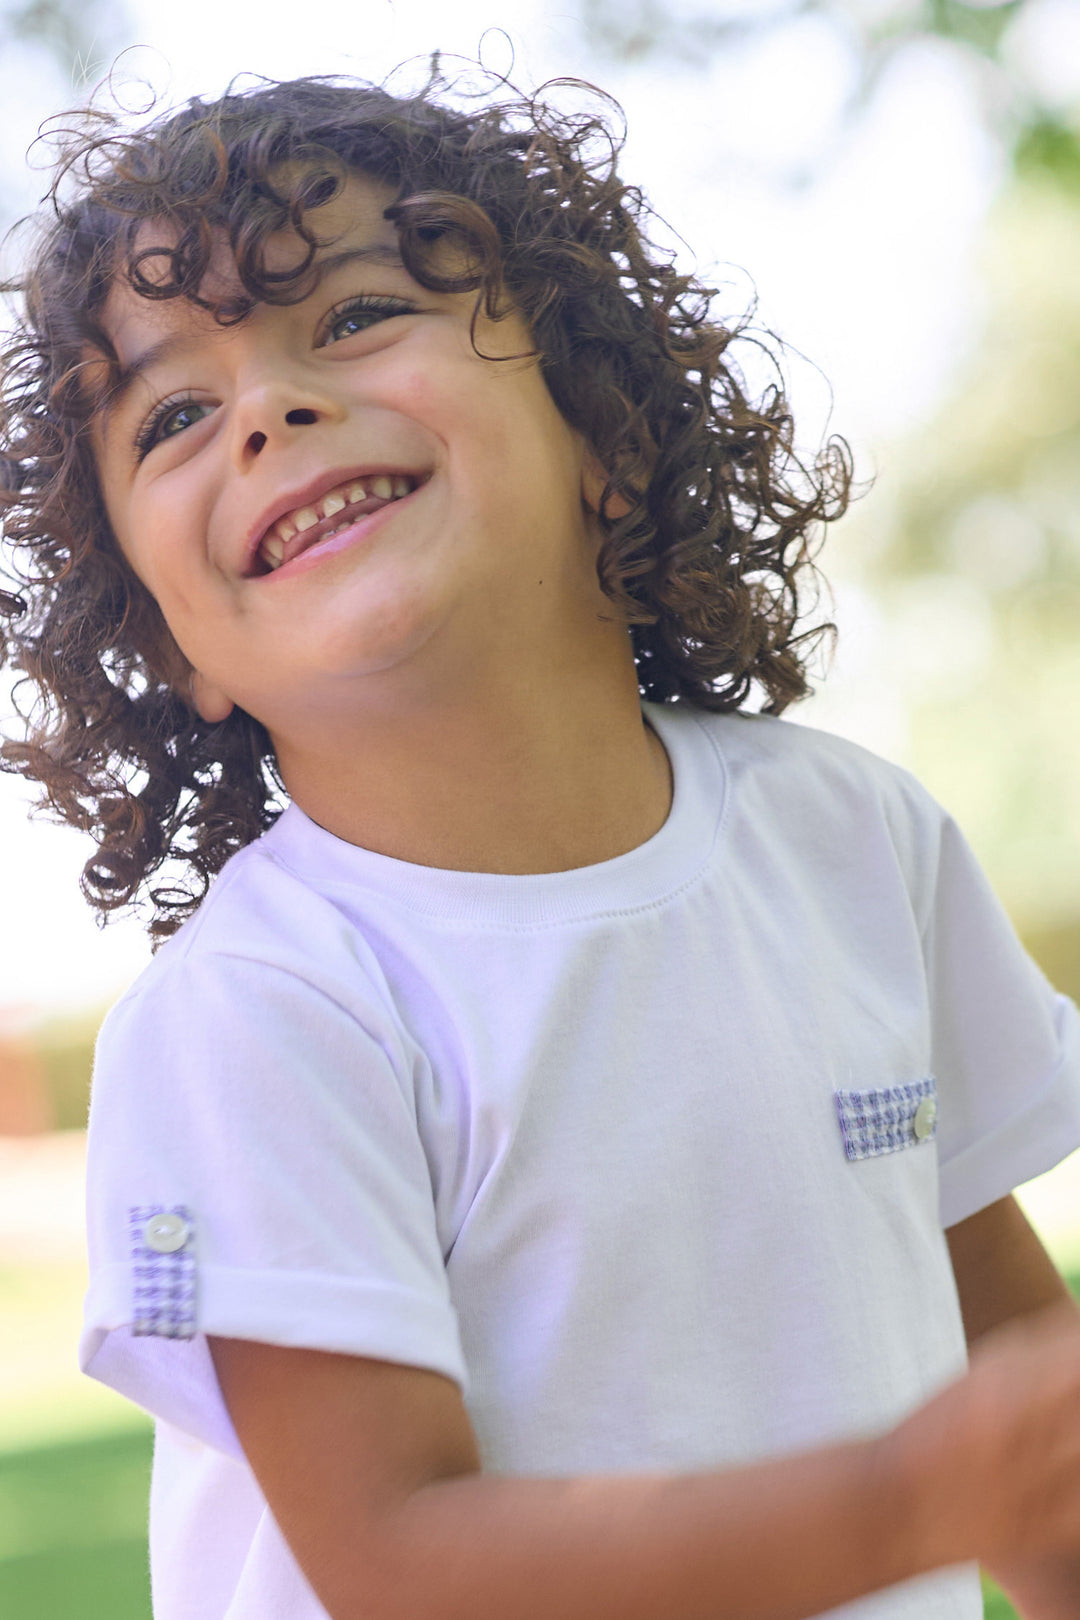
580, 448, 635, 521
189, 669, 235, 725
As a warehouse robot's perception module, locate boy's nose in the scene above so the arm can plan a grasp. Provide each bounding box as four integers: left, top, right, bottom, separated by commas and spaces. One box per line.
243, 407, 318, 457
229, 380, 345, 468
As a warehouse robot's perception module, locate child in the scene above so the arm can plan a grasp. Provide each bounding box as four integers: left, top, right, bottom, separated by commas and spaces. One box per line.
3, 64, 1080, 1620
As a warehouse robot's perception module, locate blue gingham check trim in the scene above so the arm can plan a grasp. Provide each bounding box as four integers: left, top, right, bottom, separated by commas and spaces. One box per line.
834, 1078, 937, 1162
129, 1205, 197, 1339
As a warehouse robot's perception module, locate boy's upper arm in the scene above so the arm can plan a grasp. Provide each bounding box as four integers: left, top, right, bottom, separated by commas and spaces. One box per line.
207, 1335, 481, 1617
81, 944, 469, 1454
944, 1193, 1074, 1347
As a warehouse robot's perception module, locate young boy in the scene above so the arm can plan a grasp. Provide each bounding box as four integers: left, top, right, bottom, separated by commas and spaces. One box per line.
3, 69, 1080, 1620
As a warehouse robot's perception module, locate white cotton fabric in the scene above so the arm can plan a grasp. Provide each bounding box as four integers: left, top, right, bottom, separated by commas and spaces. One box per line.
80, 702, 1080, 1620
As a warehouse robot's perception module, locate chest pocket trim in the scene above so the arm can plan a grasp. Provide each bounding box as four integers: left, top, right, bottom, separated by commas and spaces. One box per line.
834, 1077, 938, 1162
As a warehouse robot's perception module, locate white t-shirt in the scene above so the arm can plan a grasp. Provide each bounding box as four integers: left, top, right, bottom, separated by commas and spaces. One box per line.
80, 702, 1080, 1620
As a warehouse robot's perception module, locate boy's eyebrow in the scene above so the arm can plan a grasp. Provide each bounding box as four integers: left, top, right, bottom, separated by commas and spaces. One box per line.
100, 242, 409, 425
315, 244, 407, 275
101, 333, 194, 426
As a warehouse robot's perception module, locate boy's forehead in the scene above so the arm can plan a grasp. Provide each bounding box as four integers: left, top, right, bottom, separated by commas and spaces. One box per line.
101, 171, 404, 355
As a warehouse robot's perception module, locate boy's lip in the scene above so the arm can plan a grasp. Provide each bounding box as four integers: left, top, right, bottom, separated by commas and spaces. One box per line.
241, 464, 431, 577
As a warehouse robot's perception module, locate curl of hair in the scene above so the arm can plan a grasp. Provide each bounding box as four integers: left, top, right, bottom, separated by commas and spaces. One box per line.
0, 62, 851, 943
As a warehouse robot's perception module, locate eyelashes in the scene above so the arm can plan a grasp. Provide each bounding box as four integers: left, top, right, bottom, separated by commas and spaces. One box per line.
318, 293, 416, 345
131, 294, 418, 461
133, 394, 211, 462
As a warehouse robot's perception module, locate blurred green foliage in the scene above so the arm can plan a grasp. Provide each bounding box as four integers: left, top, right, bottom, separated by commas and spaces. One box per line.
1015, 114, 1080, 189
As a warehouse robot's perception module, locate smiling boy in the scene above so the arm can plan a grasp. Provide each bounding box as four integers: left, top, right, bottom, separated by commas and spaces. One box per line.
92, 173, 674, 876
4, 71, 1080, 1620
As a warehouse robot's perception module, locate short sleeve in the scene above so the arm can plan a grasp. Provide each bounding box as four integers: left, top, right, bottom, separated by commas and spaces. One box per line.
921, 811, 1080, 1228
79, 948, 467, 1458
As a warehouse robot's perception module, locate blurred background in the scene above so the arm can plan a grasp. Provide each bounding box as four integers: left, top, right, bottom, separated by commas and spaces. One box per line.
2, 1, 1080, 1615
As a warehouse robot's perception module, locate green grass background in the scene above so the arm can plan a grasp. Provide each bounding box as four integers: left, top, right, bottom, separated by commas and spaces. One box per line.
0, 1427, 155, 1617
3, 1272, 1079, 1619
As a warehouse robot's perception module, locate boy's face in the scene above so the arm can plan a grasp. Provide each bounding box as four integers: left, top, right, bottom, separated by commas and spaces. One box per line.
91, 173, 615, 735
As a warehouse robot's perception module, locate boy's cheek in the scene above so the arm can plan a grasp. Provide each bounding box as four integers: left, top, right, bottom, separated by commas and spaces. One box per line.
388, 360, 457, 429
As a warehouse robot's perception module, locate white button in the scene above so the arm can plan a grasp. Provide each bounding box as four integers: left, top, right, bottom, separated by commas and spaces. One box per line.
913, 1096, 937, 1141
143, 1213, 190, 1253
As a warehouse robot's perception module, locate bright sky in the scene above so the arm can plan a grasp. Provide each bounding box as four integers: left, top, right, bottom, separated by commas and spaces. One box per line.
2, 0, 1079, 1018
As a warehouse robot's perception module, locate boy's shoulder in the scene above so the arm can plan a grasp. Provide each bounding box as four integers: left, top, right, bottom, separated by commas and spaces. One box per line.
679, 704, 938, 818
101, 809, 379, 1032
672, 705, 951, 901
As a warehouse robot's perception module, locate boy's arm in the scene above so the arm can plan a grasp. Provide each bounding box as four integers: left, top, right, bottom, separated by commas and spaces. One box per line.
945, 1193, 1074, 1345
207, 1292, 1080, 1620
945, 1193, 1080, 1620
207, 1336, 915, 1620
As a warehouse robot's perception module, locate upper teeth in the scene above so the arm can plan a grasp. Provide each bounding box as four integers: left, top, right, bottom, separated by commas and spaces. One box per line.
259, 474, 416, 569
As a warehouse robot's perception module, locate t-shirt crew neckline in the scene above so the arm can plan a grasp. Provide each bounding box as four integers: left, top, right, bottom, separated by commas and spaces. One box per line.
266, 700, 727, 929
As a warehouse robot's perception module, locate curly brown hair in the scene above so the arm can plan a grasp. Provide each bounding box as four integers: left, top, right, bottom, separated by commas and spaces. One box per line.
0, 62, 852, 943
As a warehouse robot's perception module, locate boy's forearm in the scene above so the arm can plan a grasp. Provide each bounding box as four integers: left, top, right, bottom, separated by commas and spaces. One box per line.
352, 1433, 930, 1620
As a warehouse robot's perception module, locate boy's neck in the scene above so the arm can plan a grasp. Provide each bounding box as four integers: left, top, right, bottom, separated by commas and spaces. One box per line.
272, 667, 674, 877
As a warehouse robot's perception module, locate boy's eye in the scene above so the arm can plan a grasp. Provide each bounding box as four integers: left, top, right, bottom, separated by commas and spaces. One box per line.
135, 396, 214, 460
320, 295, 416, 346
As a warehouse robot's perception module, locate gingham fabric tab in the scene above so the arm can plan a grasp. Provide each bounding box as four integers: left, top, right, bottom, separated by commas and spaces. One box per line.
834, 1078, 938, 1162
129, 1205, 197, 1338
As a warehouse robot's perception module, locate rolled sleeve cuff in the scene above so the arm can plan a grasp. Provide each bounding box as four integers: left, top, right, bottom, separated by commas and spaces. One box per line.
80, 1265, 468, 1456
939, 995, 1080, 1229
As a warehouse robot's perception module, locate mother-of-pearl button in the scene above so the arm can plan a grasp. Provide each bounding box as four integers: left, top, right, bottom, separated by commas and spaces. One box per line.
143, 1212, 190, 1253
913, 1096, 938, 1141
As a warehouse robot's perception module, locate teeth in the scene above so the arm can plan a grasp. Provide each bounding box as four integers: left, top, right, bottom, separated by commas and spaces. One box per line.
256, 474, 420, 577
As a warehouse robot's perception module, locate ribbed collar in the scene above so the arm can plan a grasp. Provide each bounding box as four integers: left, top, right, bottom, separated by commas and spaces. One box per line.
263, 701, 727, 929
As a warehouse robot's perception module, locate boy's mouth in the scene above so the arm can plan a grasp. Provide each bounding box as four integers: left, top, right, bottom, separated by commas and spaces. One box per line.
248, 470, 428, 575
